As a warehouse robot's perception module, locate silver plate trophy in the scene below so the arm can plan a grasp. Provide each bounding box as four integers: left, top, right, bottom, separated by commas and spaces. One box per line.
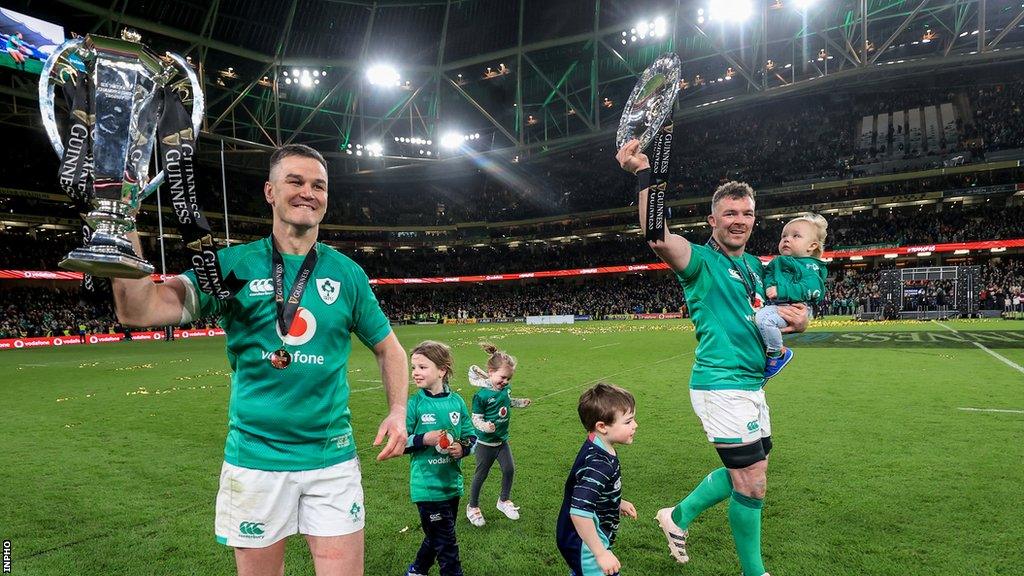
38, 31, 204, 278
615, 52, 681, 151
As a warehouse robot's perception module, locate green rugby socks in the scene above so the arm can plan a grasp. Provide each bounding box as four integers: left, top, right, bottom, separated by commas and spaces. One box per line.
729, 490, 765, 576
671, 467, 733, 528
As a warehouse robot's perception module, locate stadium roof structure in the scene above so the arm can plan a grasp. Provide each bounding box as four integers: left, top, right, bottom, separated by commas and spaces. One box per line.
2, 0, 1024, 181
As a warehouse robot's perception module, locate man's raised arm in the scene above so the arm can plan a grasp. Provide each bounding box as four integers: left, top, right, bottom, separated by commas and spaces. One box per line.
616, 139, 692, 273
111, 232, 189, 327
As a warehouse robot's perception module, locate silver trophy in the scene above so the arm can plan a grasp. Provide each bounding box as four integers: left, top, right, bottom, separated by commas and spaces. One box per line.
616, 52, 681, 151
38, 31, 203, 278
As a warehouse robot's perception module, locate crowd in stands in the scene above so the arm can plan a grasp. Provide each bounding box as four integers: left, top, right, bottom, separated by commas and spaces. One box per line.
3, 255, 1023, 339
375, 275, 684, 322
980, 257, 1024, 311
4, 199, 1024, 280
0, 286, 117, 339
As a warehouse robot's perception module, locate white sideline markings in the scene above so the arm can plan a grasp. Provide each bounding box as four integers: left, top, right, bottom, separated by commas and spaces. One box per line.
350, 385, 383, 393
958, 407, 1024, 414
589, 342, 620, 350
534, 351, 695, 400
934, 321, 1024, 375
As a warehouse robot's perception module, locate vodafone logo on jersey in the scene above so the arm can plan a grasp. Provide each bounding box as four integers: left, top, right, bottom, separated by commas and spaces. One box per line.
277, 307, 317, 345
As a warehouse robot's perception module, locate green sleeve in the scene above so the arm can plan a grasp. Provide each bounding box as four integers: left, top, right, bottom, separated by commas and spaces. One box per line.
777, 258, 827, 303
679, 243, 707, 282
178, 270, 226, 321
763, 258, 780, 288
675, 243, 713, 300
471, 392, 485, 415
351, 267, 392, 349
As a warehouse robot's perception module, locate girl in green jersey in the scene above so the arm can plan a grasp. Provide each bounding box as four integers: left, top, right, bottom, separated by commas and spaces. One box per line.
404, 341, 477, 576
466, 343, 532, 527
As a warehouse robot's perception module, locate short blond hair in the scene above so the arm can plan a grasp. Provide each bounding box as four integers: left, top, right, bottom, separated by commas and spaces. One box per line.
785, 213, 828, 258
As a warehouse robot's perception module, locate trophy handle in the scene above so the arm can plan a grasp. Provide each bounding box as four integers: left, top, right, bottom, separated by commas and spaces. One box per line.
38, 37, 85, 159
140, 51, 204, 200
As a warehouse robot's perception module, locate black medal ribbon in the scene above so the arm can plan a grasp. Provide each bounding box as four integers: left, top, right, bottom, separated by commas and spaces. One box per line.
707, 237, 759, 308
644, 103, 675, 242
271, 239, 318, 369
157, 86, 243, 300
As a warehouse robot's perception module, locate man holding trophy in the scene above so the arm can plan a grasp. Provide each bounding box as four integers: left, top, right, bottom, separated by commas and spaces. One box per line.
614, 54, 807, 576
39, 33, 408, 576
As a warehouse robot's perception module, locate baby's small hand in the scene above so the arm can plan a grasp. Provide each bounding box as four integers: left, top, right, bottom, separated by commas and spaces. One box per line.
766, 286, 778, 299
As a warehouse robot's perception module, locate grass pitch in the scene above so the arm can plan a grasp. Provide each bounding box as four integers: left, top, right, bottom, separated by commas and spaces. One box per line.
2, 319, 1023, 575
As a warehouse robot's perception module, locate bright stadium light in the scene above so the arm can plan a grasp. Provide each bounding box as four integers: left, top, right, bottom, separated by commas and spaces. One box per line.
365, 142, 383, 157
653, 16, 668, 37
367, 64, 400, 86
793, 0, 815, 11
440, 132, 463, 149
708, 0, 754, 23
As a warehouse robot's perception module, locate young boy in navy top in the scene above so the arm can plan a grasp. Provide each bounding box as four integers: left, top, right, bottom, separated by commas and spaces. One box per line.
555, 383, 638, 576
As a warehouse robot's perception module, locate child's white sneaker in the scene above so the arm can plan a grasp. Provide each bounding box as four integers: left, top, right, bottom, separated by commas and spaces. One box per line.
466, 505, 486, 527
496, 499, 520, 520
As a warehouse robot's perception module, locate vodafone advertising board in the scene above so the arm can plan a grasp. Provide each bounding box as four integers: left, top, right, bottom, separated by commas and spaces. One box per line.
0, 328, 225, 351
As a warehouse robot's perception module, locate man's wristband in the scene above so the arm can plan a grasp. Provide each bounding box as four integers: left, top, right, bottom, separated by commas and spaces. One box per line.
635, 168, 651, 193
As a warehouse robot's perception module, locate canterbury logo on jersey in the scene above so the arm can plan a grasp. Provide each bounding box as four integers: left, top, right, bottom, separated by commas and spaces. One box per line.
421, 413, 437, 424
248, 278, 273, 296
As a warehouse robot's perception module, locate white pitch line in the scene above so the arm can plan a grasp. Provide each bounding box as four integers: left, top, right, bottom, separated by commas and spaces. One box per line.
589, 342, 620, 350
958, 407, 1024, 414
350, 385, 383, 393
934, 321, 1024, 375
534, 351, 695, 400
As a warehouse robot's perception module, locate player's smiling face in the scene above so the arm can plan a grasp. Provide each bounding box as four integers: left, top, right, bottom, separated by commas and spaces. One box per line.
411, 353, 446, 391
708, 195, 755, 254
265, 155, 328, 230
488, 365, 514, 390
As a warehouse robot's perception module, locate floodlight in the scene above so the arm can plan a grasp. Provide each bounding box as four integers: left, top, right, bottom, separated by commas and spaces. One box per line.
440, 132, 463, 149
708, 0, 753, 23
367, 64, 400, 86
366, 142, 383, 156
653, 17, 668, 37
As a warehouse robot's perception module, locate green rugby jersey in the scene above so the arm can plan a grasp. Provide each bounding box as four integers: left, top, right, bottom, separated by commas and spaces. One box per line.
764, 255, 828, 304
675, 243, 768, 391
472, 386, 512, 445
406, 388, 475, 503
180, 237, 392, 471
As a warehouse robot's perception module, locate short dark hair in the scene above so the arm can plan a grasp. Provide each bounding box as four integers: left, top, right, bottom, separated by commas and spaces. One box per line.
710, 180, 755, 213
578, 382, 635, 432
269, 144, 328, 176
